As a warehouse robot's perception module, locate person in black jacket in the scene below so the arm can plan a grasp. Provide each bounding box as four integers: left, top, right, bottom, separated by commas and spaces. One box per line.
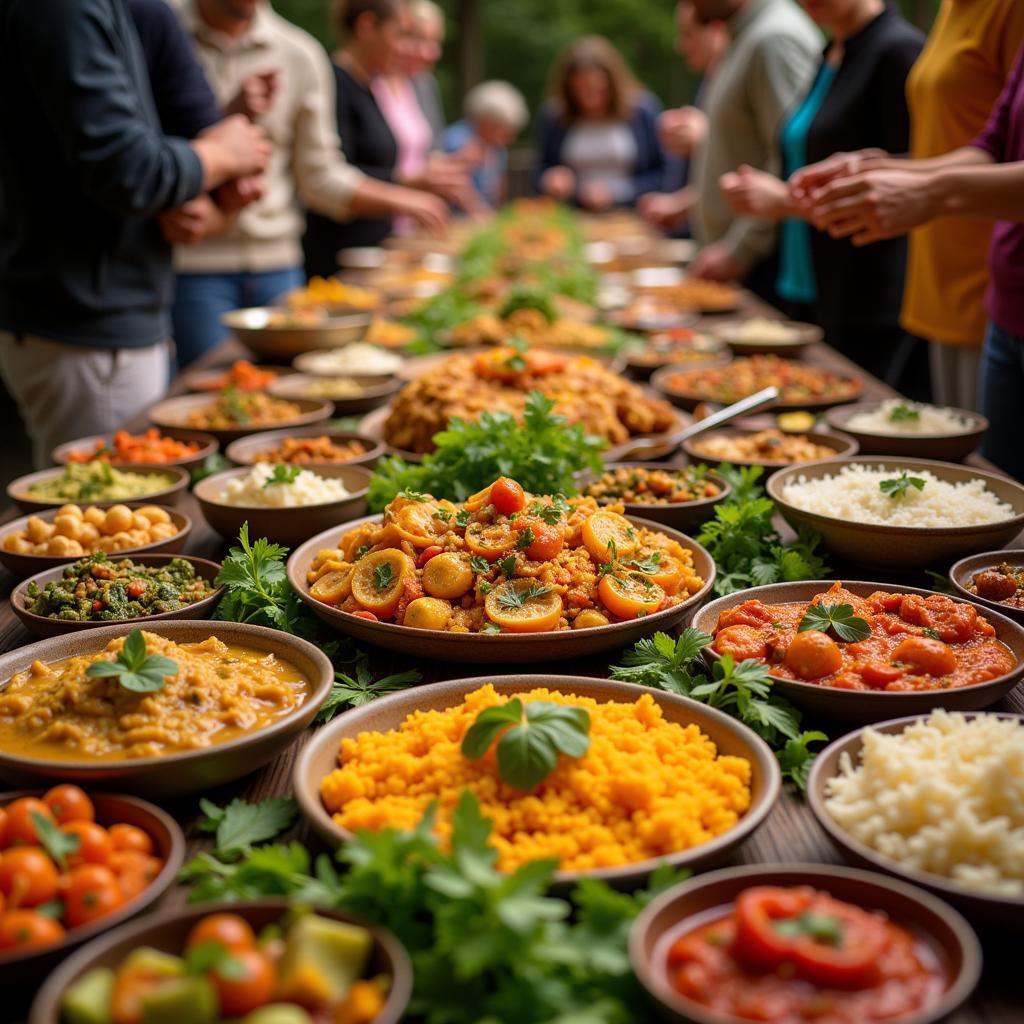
718, 0, 925, 391
0, 0, 269, 466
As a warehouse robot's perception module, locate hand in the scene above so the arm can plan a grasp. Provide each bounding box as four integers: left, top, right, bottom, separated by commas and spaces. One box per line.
658, 106, 707, 157
540, 165, 575, 201
689, 242, 744, 282
409, 153, 472, 204
225, 69, 281, 121
194, 114, 271, 188
578, 180, 614, 211
719, 165, 791, 218
158, 195, 226, 245
807, 167, 943, 245
789, 148, 888, 205
213, 175, 265, 212
398, 190, 451, 234
638, 190, 691, 230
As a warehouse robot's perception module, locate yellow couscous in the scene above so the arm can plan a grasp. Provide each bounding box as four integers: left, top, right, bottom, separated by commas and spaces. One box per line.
320, 684, 752, 872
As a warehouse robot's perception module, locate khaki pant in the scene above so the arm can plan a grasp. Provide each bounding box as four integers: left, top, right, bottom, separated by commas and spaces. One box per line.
928, 341, 981, 411
0, 332, 170, 469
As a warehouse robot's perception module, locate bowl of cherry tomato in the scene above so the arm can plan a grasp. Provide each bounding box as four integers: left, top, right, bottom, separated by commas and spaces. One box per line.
0, 785, 184, 991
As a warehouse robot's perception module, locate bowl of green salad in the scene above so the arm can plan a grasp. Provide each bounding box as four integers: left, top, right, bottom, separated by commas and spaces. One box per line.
7, 463, 190, 513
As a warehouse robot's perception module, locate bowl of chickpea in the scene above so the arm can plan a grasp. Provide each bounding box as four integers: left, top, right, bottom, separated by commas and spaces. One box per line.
0, 504, 191, 579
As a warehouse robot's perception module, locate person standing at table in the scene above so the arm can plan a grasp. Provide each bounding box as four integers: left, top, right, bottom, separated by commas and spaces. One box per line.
0, 0, 269, 467
170, 0, 449, 368
533, 36, 674, 212
640, 0, 819, 297
406, 0, 446, 141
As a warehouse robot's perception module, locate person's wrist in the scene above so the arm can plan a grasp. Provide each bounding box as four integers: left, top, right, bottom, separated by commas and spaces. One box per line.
928, 167, 958, 216
192, 138, 232, 191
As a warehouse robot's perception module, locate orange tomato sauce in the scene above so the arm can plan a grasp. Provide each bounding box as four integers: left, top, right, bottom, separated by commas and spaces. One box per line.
712, 582, 1015, 692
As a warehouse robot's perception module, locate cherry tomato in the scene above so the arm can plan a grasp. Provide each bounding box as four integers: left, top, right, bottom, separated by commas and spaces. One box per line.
3, 798, 55, 847
126, 581, 146, 599
63, 864, 123, 928
783, 630, 842, 680
210, 947, 277, 1017
43, 785, 95, 825
0, 806, 7, 847
0, 910, 64, 951
416, 544, 444, 569
108, 823, 154, 856
185, 912, 256, 954
523, 522, 563, 561
62, 820, 113, 867
489, 477, 526, 516
0, 847, 60, 907
351, 610, 378, 621
109, 851, 163, 900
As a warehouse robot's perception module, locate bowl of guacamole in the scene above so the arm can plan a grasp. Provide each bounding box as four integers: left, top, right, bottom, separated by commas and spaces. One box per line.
8, 462, 189, 512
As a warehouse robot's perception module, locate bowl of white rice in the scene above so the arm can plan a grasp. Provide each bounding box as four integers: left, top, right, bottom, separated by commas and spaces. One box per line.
826, 401, 987, 461
709, 317, 823, 356
768, 458, 1024, 568
808, 710, 1024, 927
194, 462, 370, 546
292, 343, 404, 379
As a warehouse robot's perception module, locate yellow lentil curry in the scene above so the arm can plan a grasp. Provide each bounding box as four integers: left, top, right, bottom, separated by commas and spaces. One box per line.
0, 632, 309, 761
321, 684, 752, 871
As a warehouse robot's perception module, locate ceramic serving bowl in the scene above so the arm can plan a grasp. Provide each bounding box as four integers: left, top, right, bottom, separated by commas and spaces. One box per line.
7, 463, 190, 514
630, 862, 982, 1024
0, 621, 334, 798
577, 462, 732, 532
707, 318, 824, 357
0, 505, 192, 580
691, 580, 1024, 723
949, 550, 1024, 625
767, 456, 1024, 569
624, 333, 729, 381
51, 429, 219, 473
0, 789, 185, 993
288, 514, 716, 663
807, 714, 1024, 928
292, 347, 406, 378
194, 464, 371, 548
294, 674, 780, 890
147, 392, 333, 445
179, 363, 295, 393
267, 371, 402, 416
11, 554, 223, 638
224, 425, 386, 468
29, 899, 412, 1024
824, 403, 988, 462
395, 347, 628, 382
681, 425, 858, 474
221, 306, 372, 359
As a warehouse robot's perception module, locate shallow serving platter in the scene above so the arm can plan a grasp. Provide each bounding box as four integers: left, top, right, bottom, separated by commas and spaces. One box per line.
692, 580, 1024, 723
288, 513, 716, 663
294, 674, 780, 890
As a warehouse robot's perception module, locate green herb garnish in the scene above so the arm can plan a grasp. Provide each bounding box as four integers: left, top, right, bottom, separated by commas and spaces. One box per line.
373, 562, 394, 591
85, 628, 178, 693
798, 603, 871, 642
888, 404, 921, 423
880, 472, 926, 500
496, 582, 552, 609
314, 653, 421, 724
185, 940, 246, 979
515, 527, 535, 550
30, 811, 80, 870
922, 627, 941, 640
198, 796, 299, 860
398, 489, 430, 502
469, 555, 491, 574
497, 554, 517, 577
773, 912, 843, 946
262, 463, 301, 488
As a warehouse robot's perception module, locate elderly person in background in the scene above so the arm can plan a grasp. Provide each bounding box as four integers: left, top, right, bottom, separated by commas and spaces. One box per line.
439, 81, 529, 211
534, 36, 674, 211
407, 0, 446, 140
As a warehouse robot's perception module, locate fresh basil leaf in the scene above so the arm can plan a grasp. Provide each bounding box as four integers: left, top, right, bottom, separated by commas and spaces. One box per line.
461, 699, 522, 759
30, 811, 80, 870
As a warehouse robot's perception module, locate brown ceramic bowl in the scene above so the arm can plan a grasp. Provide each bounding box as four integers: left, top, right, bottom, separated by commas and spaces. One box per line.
194, 464, 371, 548
630, 862, 982, 1024
708, 318, 824, 357
267, 371, 402, 415
624, 334, 729, 381
7, 463, 190, 514
0, 505, 192, 580
0, 621, 334, 798
221, 306, 373, 359
29, 899, 412, 1024
147, 392, 333, 444
682, 426, 858, 474
949, 550, 1024, 625
692, 581, 1024, 723
11, 554, 223, 638
396, 347, 628, 381
179, 362, 295, 393
578, 463, 732, 532
294, 674, 780, 890
825, 403, 988, 462
0, 789, 185, 993
51, 428, 219, 473
767, 457, 1024, 569
288, 514, 716, 663
807, 714, 1024, 928
224, 425, 386, 469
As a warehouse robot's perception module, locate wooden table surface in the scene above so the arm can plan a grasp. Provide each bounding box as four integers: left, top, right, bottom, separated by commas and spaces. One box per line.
2, 326, 1021, 1023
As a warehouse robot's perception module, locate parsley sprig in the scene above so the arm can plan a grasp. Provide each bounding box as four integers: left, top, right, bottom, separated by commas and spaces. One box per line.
887, 404, 921, 423
262, 463, 301, 488
198, 796, 299, 861
496, 581, 552, 609
86, 628, 178, 693
880, 472, 926, 500
315, 652, 421, 723
798, 602, 871, 642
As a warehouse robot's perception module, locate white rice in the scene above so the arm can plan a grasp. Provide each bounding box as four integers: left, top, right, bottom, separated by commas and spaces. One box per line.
220, 463, 351, 508
729, 316, 800, 344
846, 399, 974, 436
824, 710, 1024, 896
779, 464, 1014, 527
299, 344, 402, 376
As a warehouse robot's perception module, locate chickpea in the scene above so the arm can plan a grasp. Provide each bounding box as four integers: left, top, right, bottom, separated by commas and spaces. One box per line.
53, 514, 82, 540
46, 535, 73, 556
83, 506, 106, 527
79, 523, 100, 545
56, 504, 83, 520
131, 512, 151, 532
784, 630, 843, 680
95, 536, 116, 552
25, 517, 53, 544
136, 505, 169, 525
65, 540, 84, 557
5, 537, 32, 555
109, 531, 134, 551
103, 505, 134, 535
574, 609, 610, 629
127, 529, 150, 547
403, 597, 452, 630
422, 552, 473, 600
149, 522, 177, 541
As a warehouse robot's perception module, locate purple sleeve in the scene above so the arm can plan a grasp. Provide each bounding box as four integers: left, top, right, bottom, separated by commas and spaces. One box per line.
971, 44, 1024, 161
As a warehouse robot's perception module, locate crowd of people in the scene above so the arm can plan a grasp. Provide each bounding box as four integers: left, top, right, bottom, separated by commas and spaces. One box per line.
2, 0, 1024, 478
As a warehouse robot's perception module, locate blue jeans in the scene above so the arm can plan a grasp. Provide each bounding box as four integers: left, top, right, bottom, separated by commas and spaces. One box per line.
979, 320, 1024, 481
171, 267, 304, 368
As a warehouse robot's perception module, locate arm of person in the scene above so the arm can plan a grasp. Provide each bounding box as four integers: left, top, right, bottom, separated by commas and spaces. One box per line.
158, 193, 239, 245
623, 95, 672, 202
720, 165, 798, 221
532, 104, 575, 199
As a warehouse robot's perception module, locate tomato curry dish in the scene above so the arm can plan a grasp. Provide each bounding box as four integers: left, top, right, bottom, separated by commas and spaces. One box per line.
306, 477, 705, 632
711, 582, 1016, 692
664, 885, 949, 1024
966, 562, 1024, 609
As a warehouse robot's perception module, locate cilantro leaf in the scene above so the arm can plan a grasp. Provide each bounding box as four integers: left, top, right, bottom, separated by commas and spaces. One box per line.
85, 628, 178, 693
185, 940, 246, 979
798, 602, 870, 642
879, 472, 926, 500
887, 404, 921, 423
373, 562, 394, 591
262, 463, 301, 488
469, 554, 491, 574
197, 796, 299, 860
315, 653, 421, 723
495, 581, 552, 609
776, 731, 828, 791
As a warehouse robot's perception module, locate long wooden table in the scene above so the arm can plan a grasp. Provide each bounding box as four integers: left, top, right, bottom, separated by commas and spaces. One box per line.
3, 331, 1022, 1023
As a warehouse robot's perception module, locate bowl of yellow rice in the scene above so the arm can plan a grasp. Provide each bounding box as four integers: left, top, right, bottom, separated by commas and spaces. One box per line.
294, 675, 780, 889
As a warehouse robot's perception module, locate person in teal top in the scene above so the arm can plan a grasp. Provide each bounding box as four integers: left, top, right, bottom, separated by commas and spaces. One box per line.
718, 0, 925, 393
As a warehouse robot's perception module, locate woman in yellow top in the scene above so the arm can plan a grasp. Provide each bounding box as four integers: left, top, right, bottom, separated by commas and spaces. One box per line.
790, 0, 1024, 408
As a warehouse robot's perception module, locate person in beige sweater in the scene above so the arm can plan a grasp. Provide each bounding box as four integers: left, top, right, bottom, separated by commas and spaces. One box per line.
169, 0, 448, 366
